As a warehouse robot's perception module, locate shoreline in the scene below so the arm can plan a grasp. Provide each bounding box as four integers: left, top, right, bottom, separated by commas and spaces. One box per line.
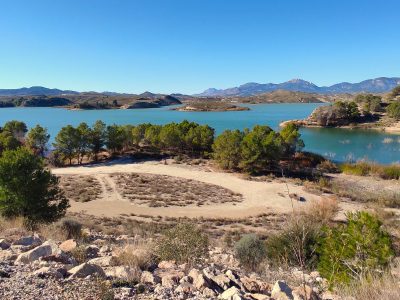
280, 119, 400, 134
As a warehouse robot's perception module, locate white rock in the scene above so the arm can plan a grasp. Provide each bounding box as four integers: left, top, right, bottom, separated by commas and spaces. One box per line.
68, 262, 106, 278
14, 242, 52, 264
219, 286, 244, 300
271, 280, 293, 300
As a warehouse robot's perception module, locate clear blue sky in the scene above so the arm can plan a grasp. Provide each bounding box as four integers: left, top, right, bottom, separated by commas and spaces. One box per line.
0, 0, 399, 94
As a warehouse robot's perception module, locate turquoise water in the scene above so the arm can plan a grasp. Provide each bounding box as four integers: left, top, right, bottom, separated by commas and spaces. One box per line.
0, 104, 399, 164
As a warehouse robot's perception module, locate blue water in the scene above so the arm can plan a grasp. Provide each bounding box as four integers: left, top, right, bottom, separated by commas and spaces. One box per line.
0, 104, 399, 164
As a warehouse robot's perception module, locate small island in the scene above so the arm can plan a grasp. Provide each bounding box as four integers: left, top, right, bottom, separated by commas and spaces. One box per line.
173, 101, 250, 112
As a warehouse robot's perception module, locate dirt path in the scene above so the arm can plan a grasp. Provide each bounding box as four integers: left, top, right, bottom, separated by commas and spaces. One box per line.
53, 159, 361, 219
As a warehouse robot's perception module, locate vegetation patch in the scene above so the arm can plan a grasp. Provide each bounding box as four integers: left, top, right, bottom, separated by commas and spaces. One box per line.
59, 175, 102, 202
110, 173, 243, 207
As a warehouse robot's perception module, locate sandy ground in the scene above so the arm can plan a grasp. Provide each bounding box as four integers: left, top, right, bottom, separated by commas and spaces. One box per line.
52, 158, 360, 219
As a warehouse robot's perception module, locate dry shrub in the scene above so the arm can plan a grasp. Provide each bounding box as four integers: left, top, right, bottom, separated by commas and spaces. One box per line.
70, 245, 88, 264
38, 222, 68, 242
336, 273, 400, 300
114, 242, 156, 271
0, 216, 27, 240
301, 197, 339, 224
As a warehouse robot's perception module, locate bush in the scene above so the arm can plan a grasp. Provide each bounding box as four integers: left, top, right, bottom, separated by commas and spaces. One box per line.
266, 217, 321, 270
340, 162, 371, 176
386, 101, 400, 120
60, 218, 82, 240
156, 223, 209, 266
0, 148, 69, 228
234, 234, 266, 271
317, 211, 394, 285
316, 160, 339, 173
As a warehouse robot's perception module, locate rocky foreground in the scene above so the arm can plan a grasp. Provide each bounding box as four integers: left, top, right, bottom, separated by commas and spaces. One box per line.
0, 231, 339, 300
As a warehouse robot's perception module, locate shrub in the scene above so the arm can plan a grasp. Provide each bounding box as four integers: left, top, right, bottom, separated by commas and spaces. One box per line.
156, 223, 209, 266
340, 162, 371, 176
386, 101, 400, 120
317, 211, 394, 285
234, 234, 266, 271
266, 217, 321, 270
114, 243, 156, 271
0, 148, 69, 229
303, 197, 338, 224
60, 218, 82, 240
316, 160, 339, 173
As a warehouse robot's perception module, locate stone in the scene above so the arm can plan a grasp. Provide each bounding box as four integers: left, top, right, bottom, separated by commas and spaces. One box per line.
219, 286, 244, 300
162, 274, 179, 288
59, 239, 77, 252
179, 275, 192, 284
213, 273, 234, 290
203, 287, 217, 297
33, 267, 63, 279
0, 239, 10, 250
15, 242, 52, 264
105, 266, 139, 280
250, 293, 270, 300
175, 282, 195, 294
141, 271, 161, 284
0, 270, 10, 278
68, 262, 106, 278
271, 281, 293, 300
193, 273, 210, 290
88, 256, 118, 267
158, 260, 176, 269
292, 285, 319, 300
85, 245, 99, 258
13, 235, 42, 247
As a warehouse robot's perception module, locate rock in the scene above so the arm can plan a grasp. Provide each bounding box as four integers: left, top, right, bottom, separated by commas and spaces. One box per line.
321, 291, 341, 300
271, 281, 293, 300
0, 239, 10, 250
0, 270, 10, 278
162, 274, 180, 288
141, 271, 161, 284
179, 275, 192, 284
59, 239, 77, 252
105, 266, 139, 280
203, 287, 217, 298
85, 245, 99, 258
33, 267, 63, 279
0, 250, 17, 261
88, 256, 118, 267
219, 286, 245, 300
213, 273, 234, 290
292, 285, 319, 300
158, 260, 176, 269
68, 262, 106, 278
250, 293, 270, 300
175, 282, 195, 294
241, 277, 271, 294
14, 242, 52, 264
13, 235, 42, 247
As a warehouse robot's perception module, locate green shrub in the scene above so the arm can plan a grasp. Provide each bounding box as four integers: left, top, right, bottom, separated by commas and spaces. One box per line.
156, 223, 209, 265
387, 101, 400, 120
60, 218, 82, 240
340, 162, 371, 176
234, 234, 267, 271
0, 147, 69, 229
266, 217, 321, 270
317, 211, 394, 285
379, 165, 400, 180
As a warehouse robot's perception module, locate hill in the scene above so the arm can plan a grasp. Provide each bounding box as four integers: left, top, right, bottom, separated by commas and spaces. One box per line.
196, 77, 400, 97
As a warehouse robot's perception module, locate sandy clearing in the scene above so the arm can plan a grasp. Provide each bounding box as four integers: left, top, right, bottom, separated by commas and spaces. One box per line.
53, 159, 361, 219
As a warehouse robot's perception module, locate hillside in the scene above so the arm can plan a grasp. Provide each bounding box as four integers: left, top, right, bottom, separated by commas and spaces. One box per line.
196, 77, 400, 97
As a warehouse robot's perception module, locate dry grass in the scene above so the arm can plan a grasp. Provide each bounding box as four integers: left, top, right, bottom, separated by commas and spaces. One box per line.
110, 173, 243, 207
336, 273, 400, 300
59, 175, 102, 202
300, 197, 339, 224
114, 242, 156, 271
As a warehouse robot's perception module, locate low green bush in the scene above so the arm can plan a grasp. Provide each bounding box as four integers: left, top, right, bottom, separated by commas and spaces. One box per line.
156, 223, 209, 266
234, 234, 266, 271
317, 211, 394, 285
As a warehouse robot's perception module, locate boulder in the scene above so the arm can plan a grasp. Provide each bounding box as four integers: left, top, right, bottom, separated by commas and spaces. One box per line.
203, 287, 217, 298
213, 273, 234, 290
13, 235, 42, 247
175, 282, 195, 294
241, 277, 271, 294
85, 245, 99, 259
88, 256, 118, 267
271, 281, 293, 300
249, 293, 270, 300
33, 267, 63, 279
105, 266, 139, 280
0, 239, 10, 250
59, 239, 77, 252
219, 286, 245, 300
158, 260, 176, 269
292, 285, 319, 300
141, 271, 161, 284
68, 262, 106, 278
14, 242, 52, 264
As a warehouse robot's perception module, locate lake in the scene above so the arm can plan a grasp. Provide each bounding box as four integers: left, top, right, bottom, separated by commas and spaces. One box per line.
0, 103, 399, 164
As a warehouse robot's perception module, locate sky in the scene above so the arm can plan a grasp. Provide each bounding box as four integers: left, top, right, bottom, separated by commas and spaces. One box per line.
0, 0, 399, 94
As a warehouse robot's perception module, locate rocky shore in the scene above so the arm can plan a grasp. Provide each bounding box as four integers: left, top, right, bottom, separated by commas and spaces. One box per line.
0, 230, 339, 300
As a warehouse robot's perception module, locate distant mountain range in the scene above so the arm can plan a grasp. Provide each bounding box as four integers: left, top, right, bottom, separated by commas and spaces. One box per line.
196, 77, 400, 97
1, 77, 399, 97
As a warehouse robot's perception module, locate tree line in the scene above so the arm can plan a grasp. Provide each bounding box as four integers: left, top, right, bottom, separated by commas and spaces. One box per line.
0, 119, 304, 174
